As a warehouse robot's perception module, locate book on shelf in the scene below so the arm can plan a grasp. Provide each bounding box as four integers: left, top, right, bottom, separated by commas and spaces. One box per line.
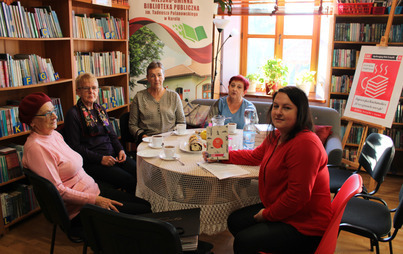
75, 51, 126, 77
0, 146, 23, 183
0, 1, 63, 38
1, 183, 38, 225
72, 12, 124, 40
141, 208, 201, 251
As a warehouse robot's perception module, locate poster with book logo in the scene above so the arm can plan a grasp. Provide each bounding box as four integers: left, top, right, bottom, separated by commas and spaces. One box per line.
344, 46, 403, 128
129, 0, 213, 101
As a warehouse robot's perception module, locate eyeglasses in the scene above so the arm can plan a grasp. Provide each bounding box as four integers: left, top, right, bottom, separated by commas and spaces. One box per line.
35, 109, 57, 118
79, 86, 98, 91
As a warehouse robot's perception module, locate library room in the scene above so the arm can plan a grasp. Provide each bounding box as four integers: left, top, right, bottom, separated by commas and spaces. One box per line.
0, 0, 402, 253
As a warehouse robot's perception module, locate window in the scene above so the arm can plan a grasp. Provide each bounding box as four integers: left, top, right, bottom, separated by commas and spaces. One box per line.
240, 2, 321, 84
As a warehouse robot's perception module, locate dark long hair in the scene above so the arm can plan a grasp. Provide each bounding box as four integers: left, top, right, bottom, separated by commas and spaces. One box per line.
267, 86, 314, 142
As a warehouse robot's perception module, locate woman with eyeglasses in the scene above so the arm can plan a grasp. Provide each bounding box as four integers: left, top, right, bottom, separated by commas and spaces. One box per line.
20, 92, 151, 223
63, 73, 138, 195
129, 61, 185, 146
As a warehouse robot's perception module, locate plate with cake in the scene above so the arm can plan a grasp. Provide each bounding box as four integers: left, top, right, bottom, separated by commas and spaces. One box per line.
179, 134, 206, 154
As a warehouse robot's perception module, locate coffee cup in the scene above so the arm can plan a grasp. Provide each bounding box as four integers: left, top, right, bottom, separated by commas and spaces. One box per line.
152, 135, 163, 148
228, 123, 237, 134
176, 124, 186, 135
163, 145, 176, 159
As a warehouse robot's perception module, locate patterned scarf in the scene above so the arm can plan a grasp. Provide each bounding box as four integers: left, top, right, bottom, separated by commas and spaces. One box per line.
76, 99, 110, 136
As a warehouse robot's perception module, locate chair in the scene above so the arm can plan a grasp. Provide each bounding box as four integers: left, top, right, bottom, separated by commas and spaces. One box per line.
328, 133, 395, 195
339, 184, 403, 254
23, 168, 87, 254
80, 204, 213, 254
260, 174, 362, 254
119, 111, 136, 154
314, 174, 363, 254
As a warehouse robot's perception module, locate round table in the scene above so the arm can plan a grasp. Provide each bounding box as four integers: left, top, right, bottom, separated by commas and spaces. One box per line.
136, 129, 261, 235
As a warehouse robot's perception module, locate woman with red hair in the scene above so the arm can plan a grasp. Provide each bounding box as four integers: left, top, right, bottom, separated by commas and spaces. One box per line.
206, 75, 258, 128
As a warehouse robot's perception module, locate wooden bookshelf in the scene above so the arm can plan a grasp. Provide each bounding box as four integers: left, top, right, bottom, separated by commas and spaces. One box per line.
0, 0, 130, 235
329, 13, 403, 175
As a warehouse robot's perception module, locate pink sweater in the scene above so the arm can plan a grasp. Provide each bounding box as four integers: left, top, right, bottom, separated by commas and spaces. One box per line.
22, 131, 100, 219
227, 130, 332, 236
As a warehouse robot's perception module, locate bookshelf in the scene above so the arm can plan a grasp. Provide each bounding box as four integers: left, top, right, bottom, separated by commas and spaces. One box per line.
328, 13, 403, 175
0, 0, 130, 235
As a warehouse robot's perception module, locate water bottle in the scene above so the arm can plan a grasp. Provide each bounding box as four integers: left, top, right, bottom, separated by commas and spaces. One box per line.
243, 109, 256, 150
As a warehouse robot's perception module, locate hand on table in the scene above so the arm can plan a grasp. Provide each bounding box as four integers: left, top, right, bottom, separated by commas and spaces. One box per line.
202, 151, 219, 163
95, 196, 123, 212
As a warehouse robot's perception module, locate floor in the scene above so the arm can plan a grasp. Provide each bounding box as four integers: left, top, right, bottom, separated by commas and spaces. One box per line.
0, 173, 402, 254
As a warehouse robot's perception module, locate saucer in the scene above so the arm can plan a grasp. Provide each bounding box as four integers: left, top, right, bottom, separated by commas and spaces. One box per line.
148, 143, 162, 149
173, 130, 188, 136
142, 137, 152, 143
159, 153, 180, 161
137, 149, 160, 158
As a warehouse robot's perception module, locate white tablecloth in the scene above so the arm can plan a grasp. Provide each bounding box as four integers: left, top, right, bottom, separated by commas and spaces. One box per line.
136, 129, 261, 235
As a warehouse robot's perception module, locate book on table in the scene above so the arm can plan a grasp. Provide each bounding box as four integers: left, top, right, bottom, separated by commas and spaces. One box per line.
141, 208, 201, 251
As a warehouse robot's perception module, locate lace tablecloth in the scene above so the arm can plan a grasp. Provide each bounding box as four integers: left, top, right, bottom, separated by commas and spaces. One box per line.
136, 129, 261, 235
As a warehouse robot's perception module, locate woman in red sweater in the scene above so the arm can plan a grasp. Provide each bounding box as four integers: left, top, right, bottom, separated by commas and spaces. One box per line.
204, 86, 332, 254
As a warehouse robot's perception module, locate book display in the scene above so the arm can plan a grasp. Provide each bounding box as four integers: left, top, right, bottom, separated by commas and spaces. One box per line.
0, 0, 130, 236
329, 10, 403, 175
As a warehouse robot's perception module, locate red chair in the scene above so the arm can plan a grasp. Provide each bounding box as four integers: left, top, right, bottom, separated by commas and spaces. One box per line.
260, 174, 362, 254
314, 174, 362, 254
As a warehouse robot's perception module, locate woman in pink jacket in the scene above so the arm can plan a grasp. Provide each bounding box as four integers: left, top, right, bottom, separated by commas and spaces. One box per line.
20, 92, 151, 224
204, 86, 332, 254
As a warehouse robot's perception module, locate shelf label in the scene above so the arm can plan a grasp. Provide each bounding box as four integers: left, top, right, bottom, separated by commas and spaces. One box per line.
96, 31, 102, 39
53, 73, 60, 80
102, 103, 108, 109
14, 123, 23, 134
78, 71, 84, 76
23, 76, 32, 86
110, 97, 117, 108
38, 72, 47, 82
110, 31, 115, 39
105, 32, 111, 39
40, 28, 48, 37
120, 67, 126, 73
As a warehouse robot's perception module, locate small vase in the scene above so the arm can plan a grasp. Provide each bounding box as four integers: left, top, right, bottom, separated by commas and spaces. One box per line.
296, 82, 311, 96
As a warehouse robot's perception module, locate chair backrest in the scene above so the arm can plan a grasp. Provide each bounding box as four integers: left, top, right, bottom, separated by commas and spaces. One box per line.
23, 168, 73, 235
80, 204, 183, 254
393, 185, 403, 230
359, 133, 395, 194
315, 174, 363, 254
119, 112, 135, 147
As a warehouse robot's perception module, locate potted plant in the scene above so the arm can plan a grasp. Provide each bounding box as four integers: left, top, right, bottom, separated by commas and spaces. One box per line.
261, 58, 289, 95
296, 70, 316, 96
245, 73, 264, 93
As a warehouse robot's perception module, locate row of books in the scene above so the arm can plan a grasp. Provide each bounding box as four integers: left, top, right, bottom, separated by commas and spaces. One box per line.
342, 147, 358, 162
75, 51, 126, 77
72, 11, 124, 40
394, 103, 403, 123
0, 146, 23, 184
112, 0, 129, 5
0, 53, 58, 88
332, 49, 360, 68
334, 23, 402, 43
331, 75, 354, 93
330, 98, 347, 117
0, 2, 63, 38
109, 117, 121, 138
97, 86, 125, 110
1, 183, 38, 225
0, 97, 63, 138
337, 0, 375, 3
384, 128, 402, 149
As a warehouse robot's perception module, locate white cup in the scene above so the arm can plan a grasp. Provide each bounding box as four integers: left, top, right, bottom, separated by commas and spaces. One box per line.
228, 123, 237, 134
152, 135, 163, 148
163, 145, 176, 159
176, 124, 186, 135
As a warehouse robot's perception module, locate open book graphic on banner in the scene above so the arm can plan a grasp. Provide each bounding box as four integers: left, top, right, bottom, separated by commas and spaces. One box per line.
175, 23, 207, 42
